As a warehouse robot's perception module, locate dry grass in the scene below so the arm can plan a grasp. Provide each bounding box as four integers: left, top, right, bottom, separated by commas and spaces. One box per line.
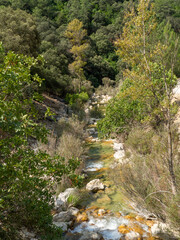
111, 126, 180, 227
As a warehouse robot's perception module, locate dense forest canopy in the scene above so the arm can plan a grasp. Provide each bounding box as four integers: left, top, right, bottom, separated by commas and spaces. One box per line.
0, 0, 179, 95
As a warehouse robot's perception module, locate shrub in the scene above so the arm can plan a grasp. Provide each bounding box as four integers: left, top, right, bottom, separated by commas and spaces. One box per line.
0, 46, 80, 239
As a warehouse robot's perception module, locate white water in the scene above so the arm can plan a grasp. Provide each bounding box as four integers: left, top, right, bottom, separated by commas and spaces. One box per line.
85, 161, 103, 171
71, 213, 149, 240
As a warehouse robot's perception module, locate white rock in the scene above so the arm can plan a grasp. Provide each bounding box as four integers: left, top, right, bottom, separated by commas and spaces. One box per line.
55, 188, 77, 209
86, 179, 105, 192
114, 150, 125, 159
53, 211, 72, 222
68, 207, 79, 216
113, 142, 124, 151
125, 232, 141, 240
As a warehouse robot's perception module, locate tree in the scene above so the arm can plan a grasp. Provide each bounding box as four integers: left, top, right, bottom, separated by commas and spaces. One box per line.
0, 7, 40, 56
0, 44, 80, 239
98, 0, 179, 194
65, 19, 89, 93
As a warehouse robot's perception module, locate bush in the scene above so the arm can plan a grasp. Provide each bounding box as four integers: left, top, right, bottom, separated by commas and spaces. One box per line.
125, 127, 154, 155
65, 92, 89, 106
0, 46, 80, 239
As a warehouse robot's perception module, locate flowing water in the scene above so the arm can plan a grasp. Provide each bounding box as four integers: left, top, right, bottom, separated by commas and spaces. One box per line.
69, 129, 156, 240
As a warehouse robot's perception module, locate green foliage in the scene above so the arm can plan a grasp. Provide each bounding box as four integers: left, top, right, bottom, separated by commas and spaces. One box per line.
97, 92, 145, 138
98, 0, 179, 138
66, 92, 89, 106
0, 0, 179, 95
0, 45, 80, 239
65, 19, 90, 93
0, 7, 40, 56
154, 0, 180, 33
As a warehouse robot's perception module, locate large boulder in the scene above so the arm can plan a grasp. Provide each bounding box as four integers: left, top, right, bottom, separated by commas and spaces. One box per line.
54, 207, 79, 220
55, 188, 78, 210
86, 179, 105, 192
53, 210, 73, 222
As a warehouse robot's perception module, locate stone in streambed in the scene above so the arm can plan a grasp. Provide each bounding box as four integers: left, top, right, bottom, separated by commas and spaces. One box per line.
53, 207, 79, 222
86, 179, 105, 192
76, 212, 88, 222
118, 225, 131, 234
125, 232, 141, 240
79, 231, 104, 240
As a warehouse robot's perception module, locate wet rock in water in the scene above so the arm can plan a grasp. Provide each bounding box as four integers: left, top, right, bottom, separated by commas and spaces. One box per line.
55, 188, 78, 210
118, 225, 131, 234
125, 231, 141, 240
76, 212, 88, 222
79, 231, 104, 240
130, 223, 144, 235
86, 179, 105, 192
97, 208, 106, 217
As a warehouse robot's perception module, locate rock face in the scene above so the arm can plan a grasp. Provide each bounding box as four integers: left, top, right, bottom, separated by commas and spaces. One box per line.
86, 179, 105, 192
55, 188, 78, 210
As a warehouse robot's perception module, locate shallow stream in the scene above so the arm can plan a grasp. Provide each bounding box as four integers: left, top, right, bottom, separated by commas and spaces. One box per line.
69, 129, 156, 240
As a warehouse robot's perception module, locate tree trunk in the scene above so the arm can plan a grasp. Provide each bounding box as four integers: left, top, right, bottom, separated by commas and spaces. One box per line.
167, 108, 177, 195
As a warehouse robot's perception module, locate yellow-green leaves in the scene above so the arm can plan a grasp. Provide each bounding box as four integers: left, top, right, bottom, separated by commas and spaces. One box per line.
65, 19, 87, 46
65, 19, 89, 92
